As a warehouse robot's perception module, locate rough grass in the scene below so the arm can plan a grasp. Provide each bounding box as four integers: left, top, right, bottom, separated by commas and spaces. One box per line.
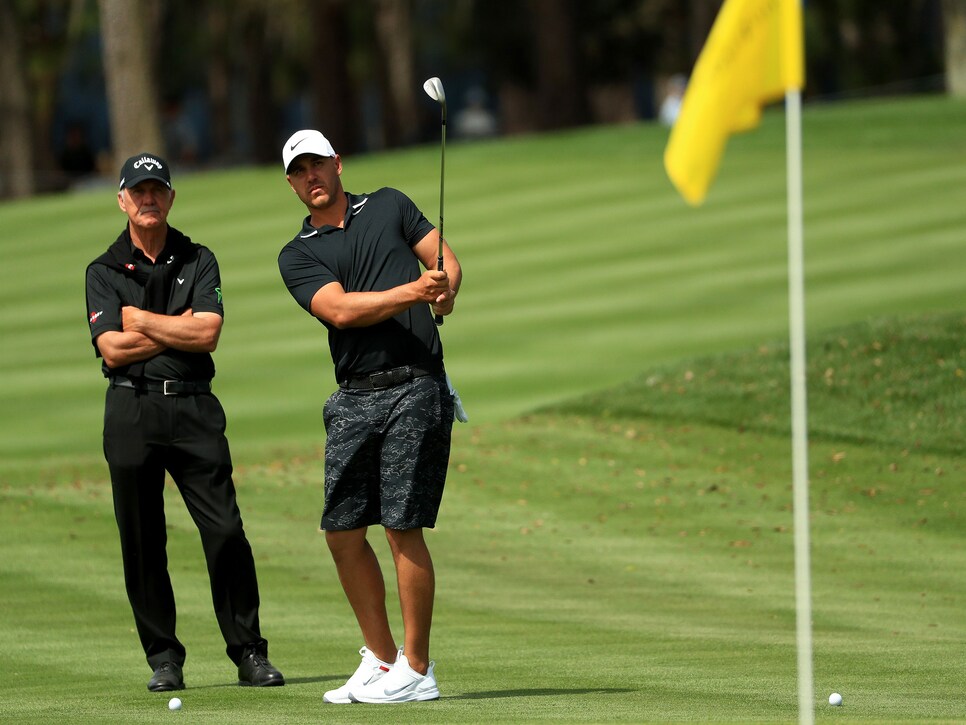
2, 310, 963, 723
1, 96, 965, 723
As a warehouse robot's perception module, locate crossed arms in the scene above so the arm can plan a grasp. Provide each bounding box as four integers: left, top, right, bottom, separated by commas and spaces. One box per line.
95, 308, 223, 369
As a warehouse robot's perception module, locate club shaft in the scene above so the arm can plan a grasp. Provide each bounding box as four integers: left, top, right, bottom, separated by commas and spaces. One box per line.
435, 101, 447, 326
438, 105, 446, 263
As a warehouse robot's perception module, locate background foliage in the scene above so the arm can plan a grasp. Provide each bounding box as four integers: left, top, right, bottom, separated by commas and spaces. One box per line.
0, 0, 954, 197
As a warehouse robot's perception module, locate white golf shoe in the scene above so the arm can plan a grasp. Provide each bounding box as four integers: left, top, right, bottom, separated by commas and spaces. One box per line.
322, 647, 393, 704
348, 653, 439, 703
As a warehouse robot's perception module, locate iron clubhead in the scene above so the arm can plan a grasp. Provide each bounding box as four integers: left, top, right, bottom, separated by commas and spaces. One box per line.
423, 77, 446, 105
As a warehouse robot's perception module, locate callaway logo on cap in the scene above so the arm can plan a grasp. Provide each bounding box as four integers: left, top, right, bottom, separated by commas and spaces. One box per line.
119, 153, 172, 190
282, 130, 336, 173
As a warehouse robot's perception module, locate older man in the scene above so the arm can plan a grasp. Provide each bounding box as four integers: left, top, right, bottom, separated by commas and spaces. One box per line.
85, 153, 284, 692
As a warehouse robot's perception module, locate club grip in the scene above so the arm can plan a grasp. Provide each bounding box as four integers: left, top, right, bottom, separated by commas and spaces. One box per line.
435, 254, 444, 326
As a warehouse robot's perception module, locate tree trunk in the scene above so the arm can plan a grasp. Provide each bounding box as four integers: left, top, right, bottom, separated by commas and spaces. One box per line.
373, 0, 420, 148
243, 9, 279, 165
206, 3, 233, 163
943, 0, 966, 96
688, 0, 724, 64
0, 3, 36, 198
97, 0, 164, 170
309, 0, 361, 153
527, 0, 587, 130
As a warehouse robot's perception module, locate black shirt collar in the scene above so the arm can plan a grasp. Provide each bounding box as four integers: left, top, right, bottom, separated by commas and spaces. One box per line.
298, 192, 367, 238
125, 224, 184, 265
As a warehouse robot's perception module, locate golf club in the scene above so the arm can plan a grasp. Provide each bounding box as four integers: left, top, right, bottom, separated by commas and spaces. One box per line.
423, 76, 446, 326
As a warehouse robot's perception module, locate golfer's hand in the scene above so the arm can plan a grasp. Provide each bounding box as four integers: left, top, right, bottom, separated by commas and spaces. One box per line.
415, 270, 450, 303
432, 287, 457, 317
121, 305, 145, 332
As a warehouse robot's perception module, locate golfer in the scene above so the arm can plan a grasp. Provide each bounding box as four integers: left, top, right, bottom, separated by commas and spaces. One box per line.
277, 130, 461, 704
85, 153, 284, 692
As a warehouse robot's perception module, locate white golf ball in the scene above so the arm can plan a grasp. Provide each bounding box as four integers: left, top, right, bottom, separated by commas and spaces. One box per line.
828, 692, 843, 706
168, 697, 182, 711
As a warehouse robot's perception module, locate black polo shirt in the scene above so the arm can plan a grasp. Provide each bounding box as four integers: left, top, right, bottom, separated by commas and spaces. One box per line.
277, 187, 441, 383
85, 227, 224, 381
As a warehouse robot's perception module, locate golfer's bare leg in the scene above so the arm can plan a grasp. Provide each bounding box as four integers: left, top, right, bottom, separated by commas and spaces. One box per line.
325, 528, 397, 663
385, 527, 434, 675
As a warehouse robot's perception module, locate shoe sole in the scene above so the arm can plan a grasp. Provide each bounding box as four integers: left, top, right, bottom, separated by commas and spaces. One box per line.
148, 683, 185, 692
238, 679, 285, 687
349, 690, 440, 703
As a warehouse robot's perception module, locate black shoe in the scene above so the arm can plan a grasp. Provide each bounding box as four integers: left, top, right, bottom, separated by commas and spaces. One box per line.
237, 651, 285, 687
148, 662, 185, 692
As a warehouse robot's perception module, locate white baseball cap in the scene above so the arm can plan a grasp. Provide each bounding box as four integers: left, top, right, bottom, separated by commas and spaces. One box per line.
282, 130, 336, 173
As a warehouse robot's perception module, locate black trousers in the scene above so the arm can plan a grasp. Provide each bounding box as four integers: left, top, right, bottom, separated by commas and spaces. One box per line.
103, 386, 266, 669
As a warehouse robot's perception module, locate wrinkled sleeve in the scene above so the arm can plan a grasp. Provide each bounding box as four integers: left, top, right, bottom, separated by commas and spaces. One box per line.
85, 264, 122, 356
191, 248, 224, 316
278, 242, 337, 314
394, 189, 436, 248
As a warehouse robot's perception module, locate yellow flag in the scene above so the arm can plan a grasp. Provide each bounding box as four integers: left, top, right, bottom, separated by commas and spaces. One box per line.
664, 0, 804, 205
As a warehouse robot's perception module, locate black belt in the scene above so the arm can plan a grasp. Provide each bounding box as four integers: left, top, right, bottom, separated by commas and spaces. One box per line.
110, 377, 212, 396
339, 364, 441, 391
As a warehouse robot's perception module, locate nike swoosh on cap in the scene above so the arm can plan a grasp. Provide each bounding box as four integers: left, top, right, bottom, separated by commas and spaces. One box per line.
290, 137, 307, 151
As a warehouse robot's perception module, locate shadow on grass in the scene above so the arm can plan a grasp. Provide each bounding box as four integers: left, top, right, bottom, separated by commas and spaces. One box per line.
449, 687, 633, 700
187, 674, 339, 690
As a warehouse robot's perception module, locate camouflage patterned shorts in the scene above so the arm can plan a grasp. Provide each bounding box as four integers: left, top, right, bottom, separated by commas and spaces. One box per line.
320, 373, 454, 531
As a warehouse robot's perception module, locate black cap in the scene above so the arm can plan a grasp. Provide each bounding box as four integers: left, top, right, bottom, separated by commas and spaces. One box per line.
118, 153, 171, 190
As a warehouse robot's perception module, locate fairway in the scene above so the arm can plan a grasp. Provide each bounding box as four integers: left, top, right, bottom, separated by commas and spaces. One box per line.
2, 95, 965, 480
0, 96, 964, 723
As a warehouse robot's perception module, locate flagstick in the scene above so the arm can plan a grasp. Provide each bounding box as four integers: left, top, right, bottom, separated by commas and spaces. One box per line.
785, 88, 814, 725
